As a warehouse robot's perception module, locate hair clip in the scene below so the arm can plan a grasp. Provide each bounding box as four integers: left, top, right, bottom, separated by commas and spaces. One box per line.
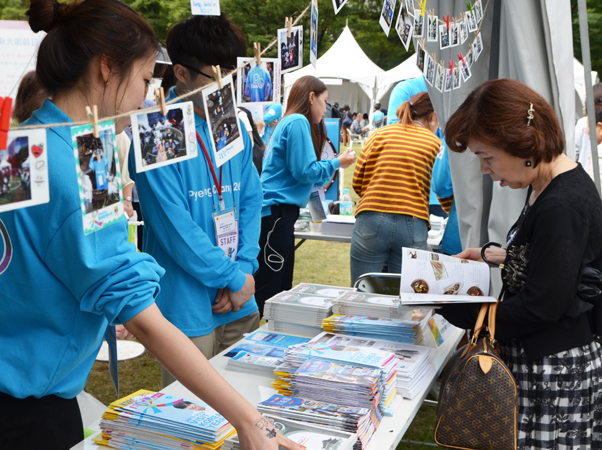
527, 103, 535, 126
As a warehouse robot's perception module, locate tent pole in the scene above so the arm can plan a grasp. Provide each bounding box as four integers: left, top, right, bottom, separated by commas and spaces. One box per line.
578, 0, 601, 196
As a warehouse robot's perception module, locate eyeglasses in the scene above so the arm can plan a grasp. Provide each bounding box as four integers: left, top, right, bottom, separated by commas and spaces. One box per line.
178, 63, 234, 82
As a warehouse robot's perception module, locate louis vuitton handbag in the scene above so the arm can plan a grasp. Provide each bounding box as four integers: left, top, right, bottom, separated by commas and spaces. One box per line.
434, 301, 518, 450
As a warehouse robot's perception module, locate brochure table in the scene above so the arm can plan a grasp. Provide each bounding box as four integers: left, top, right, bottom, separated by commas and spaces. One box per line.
73, 325, 464, 450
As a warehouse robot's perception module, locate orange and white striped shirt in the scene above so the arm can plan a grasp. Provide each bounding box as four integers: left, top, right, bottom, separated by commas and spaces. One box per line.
352, 123, 441, 223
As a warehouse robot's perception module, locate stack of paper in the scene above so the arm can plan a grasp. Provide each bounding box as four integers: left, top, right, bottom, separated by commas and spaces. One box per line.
311, 332, 434, 400
222, 413, 358, 450
332, 291, 414, 319
264, 291, 334, 332
224, 331, 311, 376
258, 395, 377, 450
322, 311, 433, 345
290, 283, 355, 298
266, 320, 324, 336
95, 390, 235, 450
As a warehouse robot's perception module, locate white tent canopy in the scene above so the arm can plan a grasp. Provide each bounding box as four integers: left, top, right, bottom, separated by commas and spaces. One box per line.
574, 57, 599, 119
372, 54, 423, 112
283, 26, 385, 114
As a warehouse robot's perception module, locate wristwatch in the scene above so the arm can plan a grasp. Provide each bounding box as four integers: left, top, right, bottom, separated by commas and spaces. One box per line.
124, 197, 133, 202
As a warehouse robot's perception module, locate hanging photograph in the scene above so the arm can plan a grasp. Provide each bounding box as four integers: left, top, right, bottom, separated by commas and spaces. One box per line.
332, 0, 348, 15
415, 40, 425, 72
439, 24, 450, 50
449, 22, 459, 47
452, 65, 461, 90
130, 101, 197, 173
459, 18, 468, 44
379, 0, 397, 36
427, 15, 438, 42
202, 74, 245, 167
434, 64, 445, 92
466, 10, 477, 32
71, 120, 123, 235
413, 9, 424, 38
424, 53, 435, 86
310, 1, 319, 69
395, 7, 414, 51
0, 128, 48, 214
474, 0, 483, 23
236, 57, 281, 106
190, 0, 220, 15
444, 68, 453, 92
278, 25, 304, 74
459, 59, 472, 82
473, 32, 483, 61
466, 48, 474, 67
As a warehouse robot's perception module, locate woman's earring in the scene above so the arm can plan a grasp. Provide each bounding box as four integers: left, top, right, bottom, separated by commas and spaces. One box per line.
525, 160, 532, 167
430, 121, 436, 126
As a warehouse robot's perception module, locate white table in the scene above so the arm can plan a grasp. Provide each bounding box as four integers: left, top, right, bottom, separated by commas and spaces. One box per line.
74, 326, 464, 450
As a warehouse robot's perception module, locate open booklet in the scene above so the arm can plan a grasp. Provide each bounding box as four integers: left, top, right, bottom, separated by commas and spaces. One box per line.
400, 248, 497, 305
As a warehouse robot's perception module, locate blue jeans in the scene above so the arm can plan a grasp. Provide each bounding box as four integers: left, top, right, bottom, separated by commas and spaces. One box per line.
350, 211, 428, 285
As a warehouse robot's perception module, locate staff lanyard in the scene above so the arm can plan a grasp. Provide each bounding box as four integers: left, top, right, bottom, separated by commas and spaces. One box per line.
196, 130, 225, 211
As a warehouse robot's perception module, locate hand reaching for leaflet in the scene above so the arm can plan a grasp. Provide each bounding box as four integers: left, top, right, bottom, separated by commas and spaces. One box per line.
229, 274, 255, 312
237, 413, 304, 450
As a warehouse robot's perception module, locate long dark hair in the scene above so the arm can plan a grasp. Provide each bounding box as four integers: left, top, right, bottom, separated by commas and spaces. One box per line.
284, 76, 328, 160
12, 71, 47, 124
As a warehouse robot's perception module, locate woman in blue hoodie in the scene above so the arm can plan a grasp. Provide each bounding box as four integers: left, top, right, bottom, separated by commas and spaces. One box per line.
254, 76, 356, 314
0, 1, 300, 450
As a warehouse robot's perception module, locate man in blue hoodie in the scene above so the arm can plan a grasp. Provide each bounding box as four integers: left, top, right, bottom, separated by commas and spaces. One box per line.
130, 13, 262, 387
244, 62, 273, 102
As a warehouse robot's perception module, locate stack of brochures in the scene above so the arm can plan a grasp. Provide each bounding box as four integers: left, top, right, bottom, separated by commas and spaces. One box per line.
257, 395, 377, 450
399, 248, 497, 305
290, 282, 355, 298
332, 291, 412, 319
273, 338, 398, 415
264, 291, 334, 334
224, 331, 311, 376
95, 390, 235, 450
322, 311, 433, 345
311, 332, 434, 400
222, 413, 358, 450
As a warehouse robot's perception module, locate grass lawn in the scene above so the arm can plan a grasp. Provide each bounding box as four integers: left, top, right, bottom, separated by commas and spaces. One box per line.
84, 144, 442, 449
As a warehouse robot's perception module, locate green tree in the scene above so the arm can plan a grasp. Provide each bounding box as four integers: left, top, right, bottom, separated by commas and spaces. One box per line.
0, 0, 29, 19
572, 0, 602, 76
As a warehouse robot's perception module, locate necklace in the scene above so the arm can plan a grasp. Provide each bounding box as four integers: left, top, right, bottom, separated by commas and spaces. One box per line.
529, 155, 567, 205
413, 120, 425, 128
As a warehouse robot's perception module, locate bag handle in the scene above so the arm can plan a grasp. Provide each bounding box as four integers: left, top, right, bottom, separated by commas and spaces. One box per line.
487, 300, 499, 343
471, 303, 490, 343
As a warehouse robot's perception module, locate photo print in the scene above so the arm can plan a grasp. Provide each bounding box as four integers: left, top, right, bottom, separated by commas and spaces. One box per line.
310, 1, 319, 69
474, 0, 483, 23
415, 40, 425, 72
131, 101, 196, 173
450, 22, 459, 47
452, 65, 461, 90
444, 68, 453, 92
434, 64, 445, 92
395, 7, 414, 51
473, 32, 483, 61
278, 25, 304, 74
427, 15, 438, 42
413, 9, 424, 38
71, 120, 123, 234
379, 0, 397, 36
466, 48, 474, 67
237, 57, 281, 106
459, 18, 468, 44
466, 10, 477, 32
332, 0, 348, 15
202, 74, 244, 167
0, 128, 48, 214
439, 24, 450, 49
460, 59, 472, 82
424, 53, 435, 86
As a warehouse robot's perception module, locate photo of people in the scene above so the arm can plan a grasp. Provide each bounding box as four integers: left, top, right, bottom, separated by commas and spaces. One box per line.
452, 65, 461, 90
332, 0, 348, 15
439, 24, 449, 49
424, 53, 435, 86
474, 0, 483, 23
413, 9, 423, 37
71, 121, 123, 234
202, 75, 245, 166
444, 68, 453, 92
395, 8, 413, 52
237, 57, 281, 105
427, 15, 437, 41
379, 0, 396, 36
459, 19, 468, 44
131, 102, 195, 173
466, 48, 474, 67
473, 32, 483, 60
466, 10, 477, 32
460, 60, 472, 82
450, 22, 459, 47
435, 64, 445, 92
310, 2, 319, 69
278, 25, 304, 74
415, 40, 425, 72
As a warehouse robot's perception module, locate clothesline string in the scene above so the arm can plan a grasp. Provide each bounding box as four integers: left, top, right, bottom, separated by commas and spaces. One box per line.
10, 2, 311, 131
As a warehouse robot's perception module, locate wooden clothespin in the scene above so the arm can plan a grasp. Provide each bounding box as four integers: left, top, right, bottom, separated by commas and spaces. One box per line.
85, 105, 99, 138
421, 38, 425, 48
212, 65, 223, 89
0, 97, 12, 151
286, 17, 292, 38
155, 87, 167, 116
254, 42, 262, 66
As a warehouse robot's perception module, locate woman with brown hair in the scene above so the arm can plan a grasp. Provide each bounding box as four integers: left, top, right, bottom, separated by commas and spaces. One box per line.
11, 71, 48, 124
350, 91, 440, 285
254, 75, 356, 314
439, 78, 602, 448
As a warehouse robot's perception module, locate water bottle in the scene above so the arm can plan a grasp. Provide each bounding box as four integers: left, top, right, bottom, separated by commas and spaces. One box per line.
340, 189, 353, 216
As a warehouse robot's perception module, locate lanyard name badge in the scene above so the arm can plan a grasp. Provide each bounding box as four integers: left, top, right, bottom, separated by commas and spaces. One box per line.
197, 131, 239, 261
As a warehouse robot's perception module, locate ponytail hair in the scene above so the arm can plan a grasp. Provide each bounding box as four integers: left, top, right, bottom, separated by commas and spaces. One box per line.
396, 91, 435, 128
